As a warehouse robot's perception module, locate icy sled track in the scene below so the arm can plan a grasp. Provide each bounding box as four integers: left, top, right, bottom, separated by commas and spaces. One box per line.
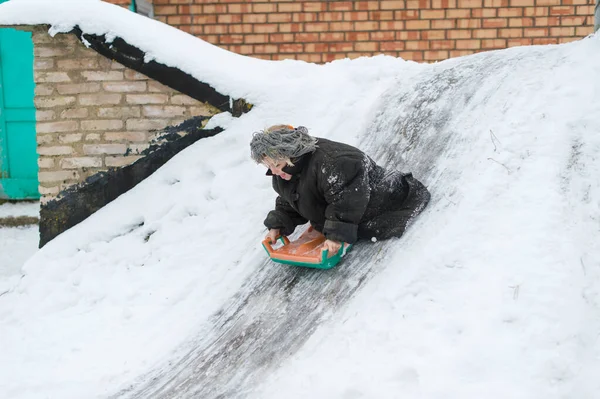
0, 26, 599, 399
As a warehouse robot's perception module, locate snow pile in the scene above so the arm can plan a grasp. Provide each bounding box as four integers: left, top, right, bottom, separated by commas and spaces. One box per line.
0, 1, 599, 398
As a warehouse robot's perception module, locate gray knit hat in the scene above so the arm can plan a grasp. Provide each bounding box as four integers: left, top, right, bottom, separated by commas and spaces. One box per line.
250, 125, 318, 163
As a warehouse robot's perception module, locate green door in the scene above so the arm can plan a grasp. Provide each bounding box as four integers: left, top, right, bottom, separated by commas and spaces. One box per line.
0, 5, 39, 200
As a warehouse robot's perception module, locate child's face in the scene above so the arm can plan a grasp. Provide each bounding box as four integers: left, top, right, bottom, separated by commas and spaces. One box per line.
263, 157, 292, 181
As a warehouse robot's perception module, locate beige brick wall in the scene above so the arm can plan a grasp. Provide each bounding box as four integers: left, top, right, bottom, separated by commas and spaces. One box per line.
31, 26, 219, 201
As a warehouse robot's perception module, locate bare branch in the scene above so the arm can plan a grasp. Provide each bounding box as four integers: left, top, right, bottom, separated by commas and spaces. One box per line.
487, 157, 511, 174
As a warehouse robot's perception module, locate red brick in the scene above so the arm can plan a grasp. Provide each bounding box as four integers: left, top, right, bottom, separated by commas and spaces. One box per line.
430, 40, 454, 49
295, 33, 320, 42
303, 2, 327, 12
550, 27, 575, 36
278, 23, 303, 33
381, 21, 406, 30
533, 37, 559, 44
482, 39, 506, 48
154, 5, 178, 15
536, 0, 560, 5
406, 40, 430, 50
575, 26, 594, 35
253, 44, 279, 54
450, 50, 475, 57
203, 25, 228, 34
406, 20, 431, 29
227, 3, 251, 13
268, 13, 293, 23
329, 42, 354, 52
254, 4, 277, 12
535, 17, 560, 26
297, 53, 323, 63
217, 14, 243, 24
473, 28, 497, 38
202, 4, 227, 14
320, 32, 345, 41
422, 30, 446, 39
448, 30, 472, 39
406, 0, 431, 8
507, 38, 532, 47
498, 28, 522, 37
277, 3, 301, 12
344, 11, 369, 21
455, 39, 481, 49
252, 24, 277, 33
269, 33, 295, 43
498, 7, 523, 17
399, 51, 425, 61
305, 43, 329, 53
293, 13, 319, 22
330, 1, 354, 11
381, 41, 407, 51
509, 17, 534, 27
354, 21, 380, 30
432, 0, 457, 7
433, 20, 457, 29
354, 42, 379, 51
472, 8, 497, 18
355, 1, 380, 10
483, 18, 508, 28
524, 7, 548, 17
167, 15, 192, 24
347, 32, 370, 41
484, 0, 508, 5
305, 23, 329, 32
192, 15, 217, 24
279, 43, 304, 53
381, 0, 407, 9
549, 6, 575, 15
244, 34, 268, 44
576, 5, 594, 15
421, 10, 446, 19
458, 0, 482, 7
523, 27, 549, 36
370, 31, 397, 40
219, 35, 244, 44
424, 50, 449, 60
395, 10, 420, 19
319, 12, 344, 21
456, 19, 480, 28
242, 14, 267, 24
370, 11, 395, 20
330, 22, 353, 31
446, 9, 471, 18
561, 16, 586, 26
510, 0, 534, 5
396, 31, 421, 40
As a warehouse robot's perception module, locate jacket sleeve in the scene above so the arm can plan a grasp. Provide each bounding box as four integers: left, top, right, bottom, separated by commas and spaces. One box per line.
322, 156, 370, 244
264, 195, 308, 236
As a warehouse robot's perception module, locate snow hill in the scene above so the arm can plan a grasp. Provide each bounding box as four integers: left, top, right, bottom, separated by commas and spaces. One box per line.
0, 1, 599, 398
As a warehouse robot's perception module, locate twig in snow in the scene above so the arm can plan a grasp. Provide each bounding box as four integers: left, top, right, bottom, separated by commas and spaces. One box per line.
581, 257, 587, 276
509, 285, 520, 300
487, 158, 511, 174
489, 129, 501, 153
444, 195, 457, 205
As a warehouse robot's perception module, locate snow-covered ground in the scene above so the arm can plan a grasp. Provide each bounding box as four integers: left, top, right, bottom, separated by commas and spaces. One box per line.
0, 1, 599, 399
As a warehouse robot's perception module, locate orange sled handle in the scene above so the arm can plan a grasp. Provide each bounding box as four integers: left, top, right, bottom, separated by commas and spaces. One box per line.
261, 235, 291, 255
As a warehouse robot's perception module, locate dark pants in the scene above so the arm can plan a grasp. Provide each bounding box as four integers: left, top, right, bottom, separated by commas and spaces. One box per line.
358, 174, 430, 241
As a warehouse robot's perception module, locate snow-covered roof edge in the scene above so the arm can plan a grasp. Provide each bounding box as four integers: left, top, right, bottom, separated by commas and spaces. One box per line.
0, 0, 274, 102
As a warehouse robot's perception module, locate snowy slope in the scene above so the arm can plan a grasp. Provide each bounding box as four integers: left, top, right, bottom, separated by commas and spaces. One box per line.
0, 1, 599, 398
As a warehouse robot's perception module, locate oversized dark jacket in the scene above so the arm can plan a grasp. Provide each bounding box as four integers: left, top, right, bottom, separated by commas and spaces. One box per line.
264, 138, 429, 244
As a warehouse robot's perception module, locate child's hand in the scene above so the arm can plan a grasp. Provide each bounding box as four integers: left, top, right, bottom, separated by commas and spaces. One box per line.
265, 229, 280, 243
323, 239, 342, 256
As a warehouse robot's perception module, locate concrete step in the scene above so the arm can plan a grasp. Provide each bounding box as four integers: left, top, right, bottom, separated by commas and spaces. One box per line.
0, 200, 40, 227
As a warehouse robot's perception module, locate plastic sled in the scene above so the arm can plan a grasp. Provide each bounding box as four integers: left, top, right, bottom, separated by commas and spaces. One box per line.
262, 226, 353, 269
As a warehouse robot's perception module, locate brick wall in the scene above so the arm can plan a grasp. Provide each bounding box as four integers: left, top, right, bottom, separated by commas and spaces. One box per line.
128, 0, 595, 63
31, 26, 218, 201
